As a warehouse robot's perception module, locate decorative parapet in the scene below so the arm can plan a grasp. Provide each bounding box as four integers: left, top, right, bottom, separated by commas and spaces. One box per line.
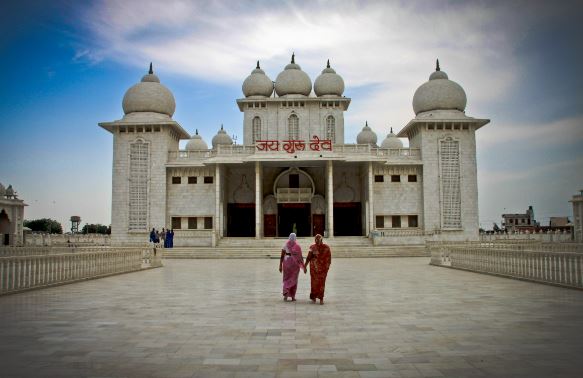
429, 241, 583, 289
168, 145, 421, 163
0, 247, 162, 295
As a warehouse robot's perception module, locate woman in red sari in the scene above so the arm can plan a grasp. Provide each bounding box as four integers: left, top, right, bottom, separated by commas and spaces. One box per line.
305, 234, 332, 305
279, 233, 306, 301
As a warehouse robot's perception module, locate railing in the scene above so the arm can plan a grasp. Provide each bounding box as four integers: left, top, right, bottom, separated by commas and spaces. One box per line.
0, 247, 162, 295
429, 242, 583, 289
168, 145, 421, 161
276, 188, 313, 203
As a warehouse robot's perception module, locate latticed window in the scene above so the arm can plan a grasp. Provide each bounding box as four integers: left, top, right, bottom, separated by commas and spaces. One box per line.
252, 117, 261, 143
326, 115, 335, 142
439, 138, 461, 228
129, 139, 149, 230
288, 114, 299, 140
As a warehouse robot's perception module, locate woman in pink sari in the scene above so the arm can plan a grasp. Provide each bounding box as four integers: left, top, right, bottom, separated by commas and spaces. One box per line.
279, 233, 306, 301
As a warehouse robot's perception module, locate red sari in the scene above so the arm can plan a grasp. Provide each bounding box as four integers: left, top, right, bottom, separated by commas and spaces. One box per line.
306, 242, 332, 300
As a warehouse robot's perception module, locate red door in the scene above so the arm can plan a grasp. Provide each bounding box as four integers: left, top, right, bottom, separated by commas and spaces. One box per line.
264, 214, 276, 237
312, 214, 325, 236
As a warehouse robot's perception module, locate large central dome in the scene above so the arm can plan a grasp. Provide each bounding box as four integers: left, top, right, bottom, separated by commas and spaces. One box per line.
274, 53, 312, 97
122, 63, 176, 116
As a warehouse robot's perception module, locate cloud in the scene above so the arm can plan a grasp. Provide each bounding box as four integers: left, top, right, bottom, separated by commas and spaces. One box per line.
477, 115, 583, 149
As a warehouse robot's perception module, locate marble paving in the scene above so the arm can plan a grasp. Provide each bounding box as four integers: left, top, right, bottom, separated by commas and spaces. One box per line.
1, 257, 583, 378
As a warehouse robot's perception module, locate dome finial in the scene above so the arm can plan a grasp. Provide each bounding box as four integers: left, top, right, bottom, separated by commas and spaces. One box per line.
149, 62, 153, 74
256, 60, 260, 69
327, 59, 330, 68
221, 124, 224, 130
436, 59, 440, 72
365, 120, 368, 127
195, 129, 199, 135
390, 127, 393, 133
291, 52, 295, 64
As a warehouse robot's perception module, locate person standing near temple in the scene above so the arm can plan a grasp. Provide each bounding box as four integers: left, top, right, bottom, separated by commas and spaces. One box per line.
305, 234, 332, 305
279, 233, 306, 301
168, 229, 174, 248
160, 228, 166, 248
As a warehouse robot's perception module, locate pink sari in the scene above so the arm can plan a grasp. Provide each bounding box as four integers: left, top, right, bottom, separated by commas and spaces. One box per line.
282, 240, 305, 299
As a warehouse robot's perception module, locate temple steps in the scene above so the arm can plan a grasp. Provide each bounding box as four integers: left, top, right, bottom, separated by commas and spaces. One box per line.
162, 238, 429, 259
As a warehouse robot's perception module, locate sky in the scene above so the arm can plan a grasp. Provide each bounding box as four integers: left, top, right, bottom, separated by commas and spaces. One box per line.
1, 0, 582, 232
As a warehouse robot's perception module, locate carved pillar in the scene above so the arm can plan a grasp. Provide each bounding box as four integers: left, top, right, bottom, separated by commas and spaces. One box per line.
368, 161, 374, 236
255, 161, 263, 238
327, 160, 334, 238
215, 165, 221, 245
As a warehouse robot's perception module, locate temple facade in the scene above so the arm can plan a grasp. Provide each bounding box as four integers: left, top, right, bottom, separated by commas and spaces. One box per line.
100, 57, 489, 246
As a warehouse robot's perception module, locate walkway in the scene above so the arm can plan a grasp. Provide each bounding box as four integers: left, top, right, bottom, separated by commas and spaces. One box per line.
1, 258, 583, 377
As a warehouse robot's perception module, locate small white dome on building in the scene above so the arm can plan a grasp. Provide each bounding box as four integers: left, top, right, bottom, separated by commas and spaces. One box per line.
412, 59, 467, 115
274, 53, 312, 97
242, 61, 274, 98
314, 60, 345, 97
122, 63, 176, 116
211, 125, 233, 149
381, 127, 403, 148
185, 129, 209, 150
357, 121, 378, 145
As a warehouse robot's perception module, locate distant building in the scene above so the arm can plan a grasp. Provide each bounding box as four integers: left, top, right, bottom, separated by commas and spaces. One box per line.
549, 217, 569, 227
571, 190, 583, 242
100, 58, 489, 246
502, 206, 538, 232
0, 182, 27, 246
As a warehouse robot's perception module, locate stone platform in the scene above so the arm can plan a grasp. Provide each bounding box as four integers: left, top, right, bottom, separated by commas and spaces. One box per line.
1, 258, 583, 377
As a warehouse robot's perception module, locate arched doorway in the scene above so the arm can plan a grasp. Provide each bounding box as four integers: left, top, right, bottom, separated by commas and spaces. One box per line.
273, 168, 316, 237
0, 209, 10, 246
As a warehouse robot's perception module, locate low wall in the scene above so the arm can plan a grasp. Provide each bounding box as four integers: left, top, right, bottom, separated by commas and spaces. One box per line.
24, 233, 111, 246
480, 231, 573, 243
429, 242, 583, 289
0, 247, 162, 296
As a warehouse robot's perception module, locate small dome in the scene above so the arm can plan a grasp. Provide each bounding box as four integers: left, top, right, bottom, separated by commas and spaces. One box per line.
274, 53, 312, 97
357, 121, 378, 145
211, 125, 233, 149
381, 127, 403, 149
5, 185, 14, 197
122, 63, 176, 116
242, 61, 274, 98
412, 59, 467, 115
314, 60, 345, 97
185, 129, 209, 151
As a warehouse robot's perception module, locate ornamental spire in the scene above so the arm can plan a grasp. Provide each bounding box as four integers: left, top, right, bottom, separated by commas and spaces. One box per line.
256, 60, 260, 69
436, 58, 440, 71
390, 127, 393, 133
149, 62, 153, 74
291, 52, 295, 64
365, 120, 368, 127
195, 129, 199, 135
327, 59, 330, 68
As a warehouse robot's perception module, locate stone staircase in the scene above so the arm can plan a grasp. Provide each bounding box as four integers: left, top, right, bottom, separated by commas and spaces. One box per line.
162, 237, 429, 259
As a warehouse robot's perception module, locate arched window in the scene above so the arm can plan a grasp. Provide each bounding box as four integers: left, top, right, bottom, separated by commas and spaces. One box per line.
288, 114, 299, 140
252, 117, 261, 143
326, 115, 336, 143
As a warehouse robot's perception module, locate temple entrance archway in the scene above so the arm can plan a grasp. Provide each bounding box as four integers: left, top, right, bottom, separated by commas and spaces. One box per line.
333, 202, 362, 236
278, 203, 311, 237
227, 204, 255, 237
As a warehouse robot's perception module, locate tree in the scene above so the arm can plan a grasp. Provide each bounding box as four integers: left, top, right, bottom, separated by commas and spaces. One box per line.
24, 218, 63, 234
81, 224, 111, 234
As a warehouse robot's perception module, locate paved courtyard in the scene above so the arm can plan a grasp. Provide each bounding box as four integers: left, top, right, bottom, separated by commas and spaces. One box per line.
1, 257, 583, 378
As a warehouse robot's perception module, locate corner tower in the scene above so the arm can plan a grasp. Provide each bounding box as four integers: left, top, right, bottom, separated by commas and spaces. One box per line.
99, 64, 189, 245
398, 60, 489, 241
